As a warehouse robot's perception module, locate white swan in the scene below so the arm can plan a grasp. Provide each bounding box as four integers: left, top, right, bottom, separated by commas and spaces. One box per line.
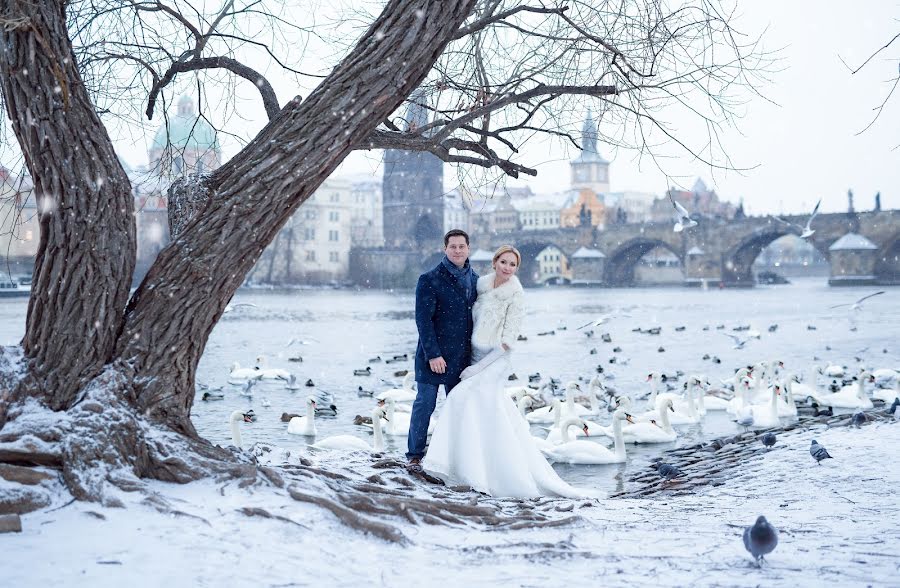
363, 397, 435, 437
617, 398, 678, 443
750, 383, 781, 428
822, 363, 845, 378
775, 379, 798, 417
543, 396, 608, 442
542, 412, 628, 465
727, 376, 754, 415
818, 371, 874, 409
252, 355, 292, 380
287, 397, 318, 436
873, 368, 899, 388
873, 378, 900, 404
228, 362, 262, 383
667, 384, 701, 425
692, 375, 730, 411
312, 407, 387, 452
526, 382, 588, 423
229, 410, 253, 448
790, 367, 821, 404
376, 372, 417, 403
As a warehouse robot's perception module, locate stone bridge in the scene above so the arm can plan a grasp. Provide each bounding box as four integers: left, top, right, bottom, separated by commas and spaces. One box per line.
482, 210, 900, 287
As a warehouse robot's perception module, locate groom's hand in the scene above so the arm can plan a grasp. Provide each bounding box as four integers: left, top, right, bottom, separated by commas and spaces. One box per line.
429, 357, 447, 374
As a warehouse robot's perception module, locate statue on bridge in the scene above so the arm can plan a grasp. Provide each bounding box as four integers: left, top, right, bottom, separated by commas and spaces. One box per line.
875, 192, 881, 212
847, 189, 855, 213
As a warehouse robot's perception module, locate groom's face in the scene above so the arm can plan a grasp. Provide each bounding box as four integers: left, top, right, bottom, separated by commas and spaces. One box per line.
445, 236, 470, 268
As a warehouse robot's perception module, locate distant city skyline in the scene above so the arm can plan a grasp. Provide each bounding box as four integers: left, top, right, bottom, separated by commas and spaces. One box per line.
5, 1, 897, 217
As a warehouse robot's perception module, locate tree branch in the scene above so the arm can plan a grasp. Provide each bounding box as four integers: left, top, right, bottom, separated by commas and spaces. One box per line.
146, 56, 280, 120
453, 4, 569, 40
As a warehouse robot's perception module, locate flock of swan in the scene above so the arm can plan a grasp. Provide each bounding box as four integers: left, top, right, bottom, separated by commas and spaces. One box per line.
223, 353, 900, 469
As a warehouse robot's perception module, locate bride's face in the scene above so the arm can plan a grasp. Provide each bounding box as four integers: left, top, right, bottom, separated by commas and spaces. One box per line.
494, 252, 519, 279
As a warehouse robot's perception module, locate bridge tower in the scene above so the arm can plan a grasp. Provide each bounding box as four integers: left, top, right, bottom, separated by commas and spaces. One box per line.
382, 90, 445, 251
570, 109, 609, 195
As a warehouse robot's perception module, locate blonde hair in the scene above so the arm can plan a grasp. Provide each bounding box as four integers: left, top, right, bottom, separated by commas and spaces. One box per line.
492, 245, 521, 268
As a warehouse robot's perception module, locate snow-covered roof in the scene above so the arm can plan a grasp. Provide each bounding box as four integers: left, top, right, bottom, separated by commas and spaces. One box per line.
469, 249, 494, 262
572, 246, 606, 259
686, 246, 705, 256
510, 190, 578, 212
828, 233, 878, 251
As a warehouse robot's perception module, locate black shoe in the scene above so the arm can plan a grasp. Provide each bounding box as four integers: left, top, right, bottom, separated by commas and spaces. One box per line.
407, 458, 423, 473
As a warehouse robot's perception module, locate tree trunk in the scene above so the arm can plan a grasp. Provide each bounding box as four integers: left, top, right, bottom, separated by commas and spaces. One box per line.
0, 0, 135, 411
114, 0, 476, 435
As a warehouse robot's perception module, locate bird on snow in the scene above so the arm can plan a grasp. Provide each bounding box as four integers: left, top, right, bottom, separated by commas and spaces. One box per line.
761, 432, 776, 449
743, 515, 778, 565
810, 439, 832, 464
829, 291, 886, 311
888, 398, 900, 419
770, 198, 821, 239
669, 192, 698, 232
850, 412, 867, 428
656, 463, 684, 481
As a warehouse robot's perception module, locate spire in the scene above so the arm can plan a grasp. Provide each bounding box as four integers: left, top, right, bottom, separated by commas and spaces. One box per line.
581, 108, 598, 155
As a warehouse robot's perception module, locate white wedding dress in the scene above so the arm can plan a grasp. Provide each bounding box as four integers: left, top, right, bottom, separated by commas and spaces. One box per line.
423, 344, 598, 499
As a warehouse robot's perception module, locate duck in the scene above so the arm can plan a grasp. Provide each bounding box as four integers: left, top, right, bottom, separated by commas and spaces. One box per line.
817, 370, 874, 409
376, 372, 417, 403
353, 366, 372, 376
311, 406, 387, 452
286, 397, 318, 436
749, 383, 782, 428
542, 411, 629, 465
229, 410, 255, 448
617, 398, 678, 443
202, 391, 225, 401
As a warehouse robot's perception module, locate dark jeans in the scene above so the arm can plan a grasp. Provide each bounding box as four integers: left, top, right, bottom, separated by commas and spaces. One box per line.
406, 381, 448, 460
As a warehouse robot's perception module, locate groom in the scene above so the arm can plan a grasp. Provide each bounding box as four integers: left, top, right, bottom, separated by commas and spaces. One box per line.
407, 229, 479, 470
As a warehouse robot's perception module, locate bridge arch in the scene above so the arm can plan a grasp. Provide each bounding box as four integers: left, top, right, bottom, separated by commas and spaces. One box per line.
722, 228, 797, 285
510, 240, 572, 287
875, 230, 900, 284
604, 238, 683, 286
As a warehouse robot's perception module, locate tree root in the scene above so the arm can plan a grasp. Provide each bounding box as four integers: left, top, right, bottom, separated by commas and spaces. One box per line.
287, 485, 410, 545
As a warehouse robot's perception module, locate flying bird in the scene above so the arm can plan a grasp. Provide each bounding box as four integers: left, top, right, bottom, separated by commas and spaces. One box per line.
223, 302, 257, 314
771, 198, 821, 239
829, 291, 885, 311
810, 439, 832, 464
669, 193, 697, 232
743, 515, 778, 565
723, 333, 755, 350
576, 312, 629, 330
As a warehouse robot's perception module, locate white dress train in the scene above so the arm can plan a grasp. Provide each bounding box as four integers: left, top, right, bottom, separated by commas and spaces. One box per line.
423, 344, 598, 499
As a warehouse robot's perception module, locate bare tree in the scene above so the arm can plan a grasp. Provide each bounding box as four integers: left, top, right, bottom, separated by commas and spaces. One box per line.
0, 0, 769, 524
840, 28, 900, 142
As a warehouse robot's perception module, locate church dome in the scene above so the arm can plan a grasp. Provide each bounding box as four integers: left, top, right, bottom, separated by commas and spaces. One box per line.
151, 95, 219, 154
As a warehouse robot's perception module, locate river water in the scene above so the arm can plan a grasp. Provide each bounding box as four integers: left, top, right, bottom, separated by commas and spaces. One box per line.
1, 278, 896, 495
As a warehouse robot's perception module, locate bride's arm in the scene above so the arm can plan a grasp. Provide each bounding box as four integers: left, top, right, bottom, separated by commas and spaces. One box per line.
500, 292, 525, 350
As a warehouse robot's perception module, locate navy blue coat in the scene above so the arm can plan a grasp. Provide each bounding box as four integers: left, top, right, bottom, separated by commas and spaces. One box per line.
414, 261, 479, 388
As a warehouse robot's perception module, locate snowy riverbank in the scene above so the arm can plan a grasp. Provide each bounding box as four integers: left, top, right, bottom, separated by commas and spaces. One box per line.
3, 418, 898, 587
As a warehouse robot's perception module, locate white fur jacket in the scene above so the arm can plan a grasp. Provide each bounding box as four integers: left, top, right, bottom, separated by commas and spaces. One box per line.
471, 273, 524, 350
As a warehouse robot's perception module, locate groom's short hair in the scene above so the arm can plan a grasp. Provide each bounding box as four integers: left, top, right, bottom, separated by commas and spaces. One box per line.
444, 229, 470, 247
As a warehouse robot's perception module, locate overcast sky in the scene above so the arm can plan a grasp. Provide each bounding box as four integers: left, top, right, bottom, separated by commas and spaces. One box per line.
89, 1, 900, 216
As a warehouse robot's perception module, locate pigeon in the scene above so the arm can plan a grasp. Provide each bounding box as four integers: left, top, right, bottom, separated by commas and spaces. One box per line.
770, 198, 821, 239
810, 439, 832, 464
669, 193, 698, 232
761, 432, 776, 448
829, 291, 886, 311
656, 463, 684, 481
850, 412, 867, 428
743, 515, 778, 565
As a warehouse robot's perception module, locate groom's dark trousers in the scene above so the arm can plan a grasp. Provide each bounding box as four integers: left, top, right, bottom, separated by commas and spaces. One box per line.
407, 261, 478, 460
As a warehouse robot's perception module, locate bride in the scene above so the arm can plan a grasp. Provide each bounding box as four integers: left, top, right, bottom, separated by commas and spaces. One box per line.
423, 245, 598, 499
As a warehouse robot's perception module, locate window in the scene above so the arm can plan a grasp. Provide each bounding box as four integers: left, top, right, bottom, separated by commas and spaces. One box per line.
305, 209, 317, 220
306, 250, 316, 261
329, 211, 339, 222
304, 228, 315, 240
329, 193, 340, 203
329, 251, 339, 262
329, 230, 339, 242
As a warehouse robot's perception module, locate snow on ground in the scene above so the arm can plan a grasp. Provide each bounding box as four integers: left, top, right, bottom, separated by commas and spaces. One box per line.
2, 419, 898, 587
